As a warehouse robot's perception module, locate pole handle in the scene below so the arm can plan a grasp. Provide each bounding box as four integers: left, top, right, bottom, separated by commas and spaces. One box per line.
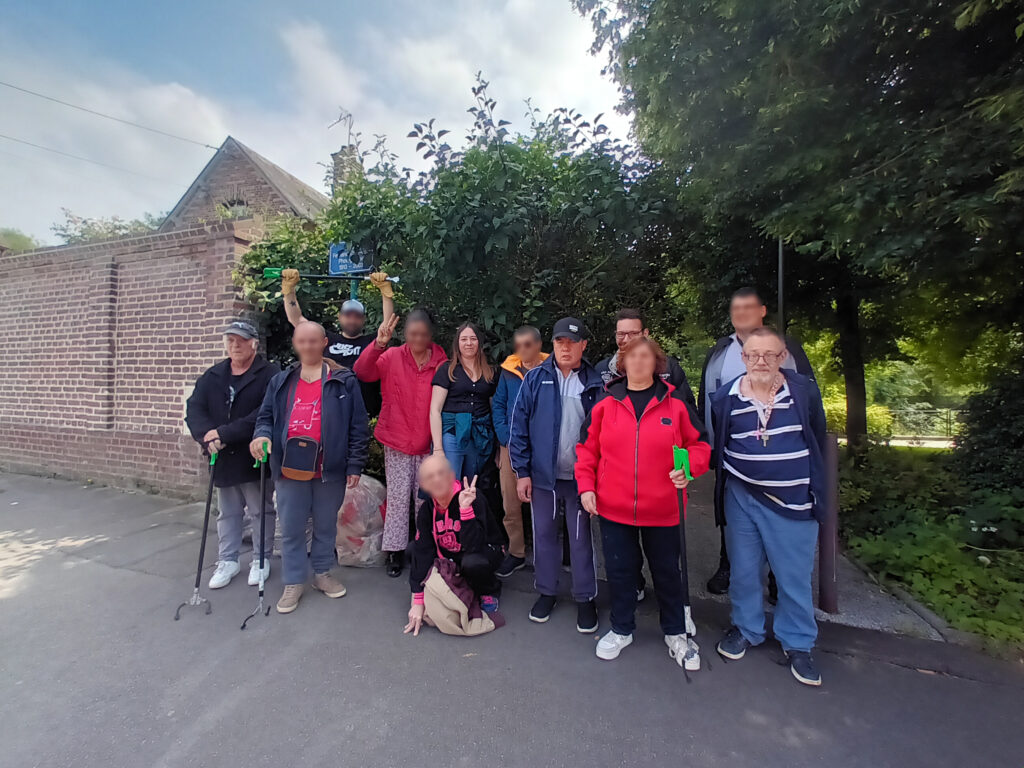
672, 445, 693, 481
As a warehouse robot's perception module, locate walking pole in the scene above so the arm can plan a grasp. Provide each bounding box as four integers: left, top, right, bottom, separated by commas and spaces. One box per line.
175, 451, 218, 620
261, 267, 400, 283
672, 445, 701, 677
241, 451, 272, 630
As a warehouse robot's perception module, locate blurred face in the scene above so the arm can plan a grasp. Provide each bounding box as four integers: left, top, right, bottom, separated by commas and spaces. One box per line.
742, 334, 787, 384
224, 334, 257, 367
513, 332, 542, 364
729, 295, 767, 336
553, 337, 587, 369
622, 344, 657, 383
418, 455, 456, 500
404, 319, 432, 354
293, 322, 328, 365
614, 318, 647, 352
458, 327, 480, 361
338, 310, 365, 337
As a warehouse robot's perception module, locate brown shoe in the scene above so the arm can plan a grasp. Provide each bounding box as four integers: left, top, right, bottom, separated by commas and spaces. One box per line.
276, 584, 304, 614
312, 571, 347, 598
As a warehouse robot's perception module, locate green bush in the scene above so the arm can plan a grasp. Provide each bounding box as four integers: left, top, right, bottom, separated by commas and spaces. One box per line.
840, 444, 1024, 646
823, 395, 893, 438
955, 372, 1024, 491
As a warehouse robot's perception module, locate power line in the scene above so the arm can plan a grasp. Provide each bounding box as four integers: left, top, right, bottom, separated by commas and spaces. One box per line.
0, 132, 182, 185
0, 80, 219, 150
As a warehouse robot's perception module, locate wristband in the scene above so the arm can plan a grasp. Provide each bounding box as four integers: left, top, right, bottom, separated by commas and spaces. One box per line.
459, 507, 475, 521
413, 592, 424, 606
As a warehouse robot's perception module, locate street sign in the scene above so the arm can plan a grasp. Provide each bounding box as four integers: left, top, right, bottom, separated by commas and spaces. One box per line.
328, 242, 368, 276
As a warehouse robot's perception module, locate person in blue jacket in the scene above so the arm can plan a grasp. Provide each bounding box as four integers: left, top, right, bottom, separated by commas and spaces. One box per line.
509, 317, 604, 634
492, 326, 548, 577
250, 321, 369, 616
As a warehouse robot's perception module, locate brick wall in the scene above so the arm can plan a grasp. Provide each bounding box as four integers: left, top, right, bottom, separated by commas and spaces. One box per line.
0, 221, 259, 498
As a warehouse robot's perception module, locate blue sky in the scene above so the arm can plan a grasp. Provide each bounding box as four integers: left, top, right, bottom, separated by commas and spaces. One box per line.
0, 0, 629, 244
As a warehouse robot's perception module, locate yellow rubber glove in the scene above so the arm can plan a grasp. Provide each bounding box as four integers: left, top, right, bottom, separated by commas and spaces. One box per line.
370, 271, 394, 299
281, 268, 300, 295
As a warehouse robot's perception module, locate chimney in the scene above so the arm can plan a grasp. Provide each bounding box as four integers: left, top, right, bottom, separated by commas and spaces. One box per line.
331, 145, 363, 195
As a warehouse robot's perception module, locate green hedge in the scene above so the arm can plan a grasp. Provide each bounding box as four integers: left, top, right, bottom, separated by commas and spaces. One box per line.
823, 395, 894, 438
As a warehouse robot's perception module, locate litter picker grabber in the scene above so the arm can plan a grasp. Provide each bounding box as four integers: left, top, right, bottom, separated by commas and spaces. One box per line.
241, 451, 272, 630
671, 445, 701, 678
261, 267, 400, 283
175, 451, 218, 621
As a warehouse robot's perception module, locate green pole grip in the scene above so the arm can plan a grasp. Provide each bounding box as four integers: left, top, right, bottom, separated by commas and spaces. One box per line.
673, 445, 693, 481
209, 452, 218, 467
263, 267, 283, 279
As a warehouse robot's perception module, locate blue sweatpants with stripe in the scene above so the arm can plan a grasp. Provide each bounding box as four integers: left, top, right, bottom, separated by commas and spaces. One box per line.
724, 480, 819, 652
531, 479, 597, 602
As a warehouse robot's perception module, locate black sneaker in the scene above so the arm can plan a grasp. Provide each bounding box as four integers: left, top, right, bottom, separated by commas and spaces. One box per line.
787, 651, 822, 687
529, 594, 557, 623
496, 554, 526, 578
576, 600, 599, 633
716, 627, 751, 660
385, 551, 403, 578
706, 563, 730, 595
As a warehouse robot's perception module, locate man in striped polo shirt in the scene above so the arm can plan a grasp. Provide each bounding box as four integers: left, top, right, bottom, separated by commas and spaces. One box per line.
708, 327, 828, 686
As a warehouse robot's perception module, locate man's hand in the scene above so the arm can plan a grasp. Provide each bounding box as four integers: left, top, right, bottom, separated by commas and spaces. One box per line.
249, 437, 271, 461
459, 475, 478, 508
404, 602, 425, 635
669, 469, 690, 490
376, 314, 399, 349
517, 476, 532, 503
581, 491, 598, 516
281, 268, 300, 295
203, 429, 223, 454
370, 271, 394, 299
347, 474, 361, 489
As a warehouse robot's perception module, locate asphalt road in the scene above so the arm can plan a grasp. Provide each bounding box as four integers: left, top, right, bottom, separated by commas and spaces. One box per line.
1, 473, 1022, 768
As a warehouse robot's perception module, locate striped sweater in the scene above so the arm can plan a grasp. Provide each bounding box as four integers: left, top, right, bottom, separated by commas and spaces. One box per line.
721, 377, 813, 519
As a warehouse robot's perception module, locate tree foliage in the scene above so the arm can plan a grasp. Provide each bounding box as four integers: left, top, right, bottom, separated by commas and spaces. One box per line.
51, 208, 164, 245
0, 227, 40, 252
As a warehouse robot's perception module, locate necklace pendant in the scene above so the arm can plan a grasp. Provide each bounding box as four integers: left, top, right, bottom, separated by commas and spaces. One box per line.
761, 432, 769, 447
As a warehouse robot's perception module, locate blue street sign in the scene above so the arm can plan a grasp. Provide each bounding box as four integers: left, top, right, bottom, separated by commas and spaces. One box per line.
328, 242, 368, 276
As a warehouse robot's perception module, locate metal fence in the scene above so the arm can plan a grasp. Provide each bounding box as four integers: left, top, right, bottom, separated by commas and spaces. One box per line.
889, 408, 963, 438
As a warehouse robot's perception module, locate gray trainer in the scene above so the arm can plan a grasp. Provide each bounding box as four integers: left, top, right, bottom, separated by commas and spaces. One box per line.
312, 572, 347, 598
276, 584, 304, 614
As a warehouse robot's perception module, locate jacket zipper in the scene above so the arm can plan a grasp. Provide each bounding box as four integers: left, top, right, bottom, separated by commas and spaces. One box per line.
618, 393, 662, 524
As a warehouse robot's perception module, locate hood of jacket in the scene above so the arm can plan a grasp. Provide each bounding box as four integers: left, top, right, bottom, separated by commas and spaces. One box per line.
500, 352, 549, 380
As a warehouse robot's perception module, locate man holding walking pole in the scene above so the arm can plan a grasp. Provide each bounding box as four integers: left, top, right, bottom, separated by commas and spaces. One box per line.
251, 321, 369, 615
185, 320, 279, 590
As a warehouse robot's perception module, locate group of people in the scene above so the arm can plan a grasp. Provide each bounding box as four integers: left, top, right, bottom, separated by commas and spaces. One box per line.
185, 272, 828, 687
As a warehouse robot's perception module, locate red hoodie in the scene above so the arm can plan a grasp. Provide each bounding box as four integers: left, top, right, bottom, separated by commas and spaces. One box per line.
575, 378, 711, 527
353, 341, 447, 455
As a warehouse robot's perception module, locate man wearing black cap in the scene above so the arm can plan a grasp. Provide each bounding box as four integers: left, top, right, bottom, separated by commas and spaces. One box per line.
185, 320, 279, 589
509, 318, 605, 633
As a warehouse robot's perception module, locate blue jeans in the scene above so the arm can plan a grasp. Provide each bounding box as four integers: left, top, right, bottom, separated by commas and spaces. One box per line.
276, 477, 346, 585
724, 480, 819, 652
531, 479, 597, 601
600, 517, 685, 635
442, 430, 487, 480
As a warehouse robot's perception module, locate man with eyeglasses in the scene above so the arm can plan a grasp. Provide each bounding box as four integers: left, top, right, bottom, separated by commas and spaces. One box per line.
492, 326, 548, 577
699, 287, 814, 595
709, 327, 827, 686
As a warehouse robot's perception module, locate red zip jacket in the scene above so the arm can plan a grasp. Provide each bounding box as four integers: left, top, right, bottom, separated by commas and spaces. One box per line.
575, 378, 711, 527
353, 341, 447, 455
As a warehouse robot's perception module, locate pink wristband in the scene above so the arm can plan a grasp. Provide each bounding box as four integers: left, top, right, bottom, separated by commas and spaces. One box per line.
413, 592, 424, 605
460, 507, 475, 521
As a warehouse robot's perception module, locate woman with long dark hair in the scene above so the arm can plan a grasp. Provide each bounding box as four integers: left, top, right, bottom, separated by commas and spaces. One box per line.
429, 322, 498, 480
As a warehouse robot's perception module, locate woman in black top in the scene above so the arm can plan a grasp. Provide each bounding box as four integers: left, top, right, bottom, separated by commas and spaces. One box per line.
429, 322, 498, 479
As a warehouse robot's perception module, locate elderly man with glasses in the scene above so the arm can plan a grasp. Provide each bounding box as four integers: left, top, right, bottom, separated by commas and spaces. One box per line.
708, 326, 828, 687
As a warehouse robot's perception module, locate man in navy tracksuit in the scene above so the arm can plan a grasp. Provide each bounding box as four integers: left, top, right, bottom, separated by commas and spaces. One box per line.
509, 317, 604, 634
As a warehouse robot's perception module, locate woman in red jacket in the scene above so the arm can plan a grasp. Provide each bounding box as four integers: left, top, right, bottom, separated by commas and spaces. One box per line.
354, 306, 447, 577
576, 336, 711, 669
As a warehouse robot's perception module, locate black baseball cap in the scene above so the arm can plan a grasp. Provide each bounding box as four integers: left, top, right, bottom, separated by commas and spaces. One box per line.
223, 320, 258, 340
552, 317, 587, 342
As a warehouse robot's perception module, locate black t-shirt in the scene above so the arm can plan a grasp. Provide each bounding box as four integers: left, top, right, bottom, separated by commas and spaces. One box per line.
432, 363, 498, 418
325, 331, 381, 418
626, 382, 658, 420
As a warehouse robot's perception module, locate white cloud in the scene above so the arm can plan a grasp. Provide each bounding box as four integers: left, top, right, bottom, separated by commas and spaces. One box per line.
0, 3, 630, 246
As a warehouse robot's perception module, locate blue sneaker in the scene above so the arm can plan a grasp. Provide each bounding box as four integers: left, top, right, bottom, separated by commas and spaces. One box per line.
480, 595, 499, 614
716, 627, 751, 660
787, 651, 822, 686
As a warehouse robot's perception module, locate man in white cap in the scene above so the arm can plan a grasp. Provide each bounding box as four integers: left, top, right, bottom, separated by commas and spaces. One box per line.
280, 270, 395, 416
185, 320, 279, 589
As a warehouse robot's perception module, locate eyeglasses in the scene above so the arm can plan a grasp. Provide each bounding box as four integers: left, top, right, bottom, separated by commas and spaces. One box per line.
741, 351, 785, 364
614, 330, 643, 341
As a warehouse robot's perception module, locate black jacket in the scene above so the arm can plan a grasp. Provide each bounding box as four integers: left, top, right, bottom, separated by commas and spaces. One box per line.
185, 357, 279, 487
596, 353, 698, 413
408, 492, 499, 593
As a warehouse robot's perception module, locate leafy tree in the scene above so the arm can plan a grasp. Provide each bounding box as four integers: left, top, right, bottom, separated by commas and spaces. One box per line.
577, 0, 1024, 447
0, 227, 40, 252
51, 208, 165, 245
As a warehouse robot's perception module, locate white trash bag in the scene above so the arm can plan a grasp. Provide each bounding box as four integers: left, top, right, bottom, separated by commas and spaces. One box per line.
336, 474, 387, 567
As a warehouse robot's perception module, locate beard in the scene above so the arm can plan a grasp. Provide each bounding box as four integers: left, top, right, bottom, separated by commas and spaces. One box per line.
747, 368, 778, 387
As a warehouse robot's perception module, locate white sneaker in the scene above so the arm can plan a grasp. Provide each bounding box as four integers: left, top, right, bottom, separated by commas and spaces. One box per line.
666, 634, 701, 671
209, 560, 240, 589
248, 558, 270, 586
596, 630, 633, 660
